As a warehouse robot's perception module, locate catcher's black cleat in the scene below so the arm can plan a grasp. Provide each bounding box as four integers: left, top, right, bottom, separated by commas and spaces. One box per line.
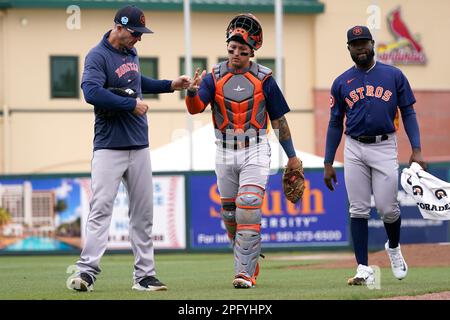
68, 272, 94, 292
132, 276, 168, 291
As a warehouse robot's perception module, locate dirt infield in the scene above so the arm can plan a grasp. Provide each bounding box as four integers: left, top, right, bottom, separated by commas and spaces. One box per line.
285, 243, 450, 269
283, 243, 450, 300
378, 291, 450, 300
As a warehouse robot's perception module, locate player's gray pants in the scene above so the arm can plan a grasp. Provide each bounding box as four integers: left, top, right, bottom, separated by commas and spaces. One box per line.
76, 148, 155, 283
344, 133, 400, 223
215, 137, 270, 278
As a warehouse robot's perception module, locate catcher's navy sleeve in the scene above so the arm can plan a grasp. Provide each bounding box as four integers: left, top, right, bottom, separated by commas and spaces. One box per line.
81, 52, 136, 112
263, 77, 290, 120
141, 76, 174, 94
324, 79, 346, 164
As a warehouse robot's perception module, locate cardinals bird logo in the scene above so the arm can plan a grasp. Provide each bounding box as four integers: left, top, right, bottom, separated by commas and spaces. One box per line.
377, 7, 426, 65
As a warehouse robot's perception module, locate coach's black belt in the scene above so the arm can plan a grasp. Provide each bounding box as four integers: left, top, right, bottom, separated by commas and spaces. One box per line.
220, 136, 261, 149
351, 134, 389, 144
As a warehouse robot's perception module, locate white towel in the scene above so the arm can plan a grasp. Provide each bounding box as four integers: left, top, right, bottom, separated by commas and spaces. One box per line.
400, 162, 450, 220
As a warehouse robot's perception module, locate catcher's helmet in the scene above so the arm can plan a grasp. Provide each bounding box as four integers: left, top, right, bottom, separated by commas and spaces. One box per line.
226, 13, 263, 50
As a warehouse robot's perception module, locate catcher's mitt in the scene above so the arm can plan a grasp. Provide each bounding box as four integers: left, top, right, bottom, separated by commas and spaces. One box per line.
282, 159, 305, 204
108, 87, 138, 98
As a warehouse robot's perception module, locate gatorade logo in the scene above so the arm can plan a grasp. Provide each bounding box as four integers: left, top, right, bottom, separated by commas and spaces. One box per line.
406, 175, 412, 185
413, 185, 423, 196
435, 189, 447, 200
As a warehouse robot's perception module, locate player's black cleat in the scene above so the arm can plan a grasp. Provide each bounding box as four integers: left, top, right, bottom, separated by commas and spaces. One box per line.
68, 272, 94, 292
132, 276, 168, 291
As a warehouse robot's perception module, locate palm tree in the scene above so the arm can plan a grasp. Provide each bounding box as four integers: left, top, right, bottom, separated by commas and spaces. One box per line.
0, 207, 12, 235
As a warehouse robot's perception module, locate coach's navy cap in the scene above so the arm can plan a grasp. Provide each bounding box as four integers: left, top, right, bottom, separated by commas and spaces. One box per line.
347, 25, 372, 43
114, 5, 153, 33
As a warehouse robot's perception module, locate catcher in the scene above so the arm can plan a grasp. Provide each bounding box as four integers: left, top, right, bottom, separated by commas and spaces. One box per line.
185, 13, 304, 289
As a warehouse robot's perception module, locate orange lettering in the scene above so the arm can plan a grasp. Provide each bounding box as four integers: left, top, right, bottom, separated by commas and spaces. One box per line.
301, 180, 325, 214
366, 85, 374, 97
382, 90, 392, 102
261, 191, 282, 216
209, 184, 222, 218
350, 90, 359, 103
286, 201, 301, 215
345, 97, 354, 108
356, 87, 365, 99
375, 86, 383, 98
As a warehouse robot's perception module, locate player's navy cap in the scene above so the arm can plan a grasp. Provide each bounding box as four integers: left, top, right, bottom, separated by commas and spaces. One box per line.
347, 26, 372, 44
114, 5, 153, 34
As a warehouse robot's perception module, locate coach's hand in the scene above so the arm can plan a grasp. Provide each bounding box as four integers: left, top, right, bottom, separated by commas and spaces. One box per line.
133, 98, 149, 116
410, 148, 427, 171
171, 75, 191, 91
324, 163, 338, 191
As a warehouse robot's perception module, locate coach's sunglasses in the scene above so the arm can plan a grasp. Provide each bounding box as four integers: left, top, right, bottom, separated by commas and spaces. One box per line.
126, 28, 143, 38
227, 48, 250, 56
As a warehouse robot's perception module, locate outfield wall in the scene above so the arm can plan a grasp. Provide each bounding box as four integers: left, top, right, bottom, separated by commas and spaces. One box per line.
0, 164, 449, 254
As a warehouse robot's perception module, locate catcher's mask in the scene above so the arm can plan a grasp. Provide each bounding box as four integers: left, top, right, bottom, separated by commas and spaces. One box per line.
226, 13, 263, 51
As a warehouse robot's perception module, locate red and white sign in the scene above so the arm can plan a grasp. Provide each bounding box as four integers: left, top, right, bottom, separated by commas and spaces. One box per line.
376, 7, 426, 65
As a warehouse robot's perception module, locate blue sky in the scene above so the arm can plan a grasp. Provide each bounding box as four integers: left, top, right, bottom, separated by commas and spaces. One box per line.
0, 178, 81, 226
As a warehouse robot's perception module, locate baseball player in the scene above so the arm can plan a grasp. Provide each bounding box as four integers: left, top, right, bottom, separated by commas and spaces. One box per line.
324, 26, 427, 285
67, 5, 190, 292
185, 13, 302, 289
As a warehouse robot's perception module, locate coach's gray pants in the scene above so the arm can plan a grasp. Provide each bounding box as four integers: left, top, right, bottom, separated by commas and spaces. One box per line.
344, 133, 400, 223
76, 148, 155, 283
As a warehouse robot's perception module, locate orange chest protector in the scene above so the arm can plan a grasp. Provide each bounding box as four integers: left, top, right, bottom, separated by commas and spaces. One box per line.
212, 62, 272, 134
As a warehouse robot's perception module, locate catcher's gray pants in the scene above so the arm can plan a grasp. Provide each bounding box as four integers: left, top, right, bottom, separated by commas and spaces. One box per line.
215, 137, 271, 278
76, 148, 155, 283
344, 133, 400, 223
215, 136, 271, 195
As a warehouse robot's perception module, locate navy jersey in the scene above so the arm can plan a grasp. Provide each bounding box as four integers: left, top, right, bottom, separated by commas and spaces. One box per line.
193, 65, 290, 121
330, 61, 415, 136
324, 61, 421, 164
81, 31, 173, 151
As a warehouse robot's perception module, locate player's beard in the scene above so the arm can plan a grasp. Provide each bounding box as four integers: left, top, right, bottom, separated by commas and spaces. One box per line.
351, 48, 375, 68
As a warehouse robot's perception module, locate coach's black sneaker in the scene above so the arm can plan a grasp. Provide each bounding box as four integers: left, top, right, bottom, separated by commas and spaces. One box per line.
68, 272, 94, 292
132, 276, 168, 291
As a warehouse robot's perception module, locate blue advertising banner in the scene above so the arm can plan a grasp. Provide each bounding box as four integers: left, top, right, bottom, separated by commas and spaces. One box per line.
368, 167, 449, 249
188, 170, 349, 249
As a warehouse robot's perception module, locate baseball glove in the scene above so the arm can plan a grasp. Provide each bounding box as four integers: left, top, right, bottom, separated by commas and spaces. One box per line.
108, 87, 138, 98
282, 159, 305, 204
97, 88, 138, 118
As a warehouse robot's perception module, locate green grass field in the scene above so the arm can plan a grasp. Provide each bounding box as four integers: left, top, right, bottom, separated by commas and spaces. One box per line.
0, 252, 449, 300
